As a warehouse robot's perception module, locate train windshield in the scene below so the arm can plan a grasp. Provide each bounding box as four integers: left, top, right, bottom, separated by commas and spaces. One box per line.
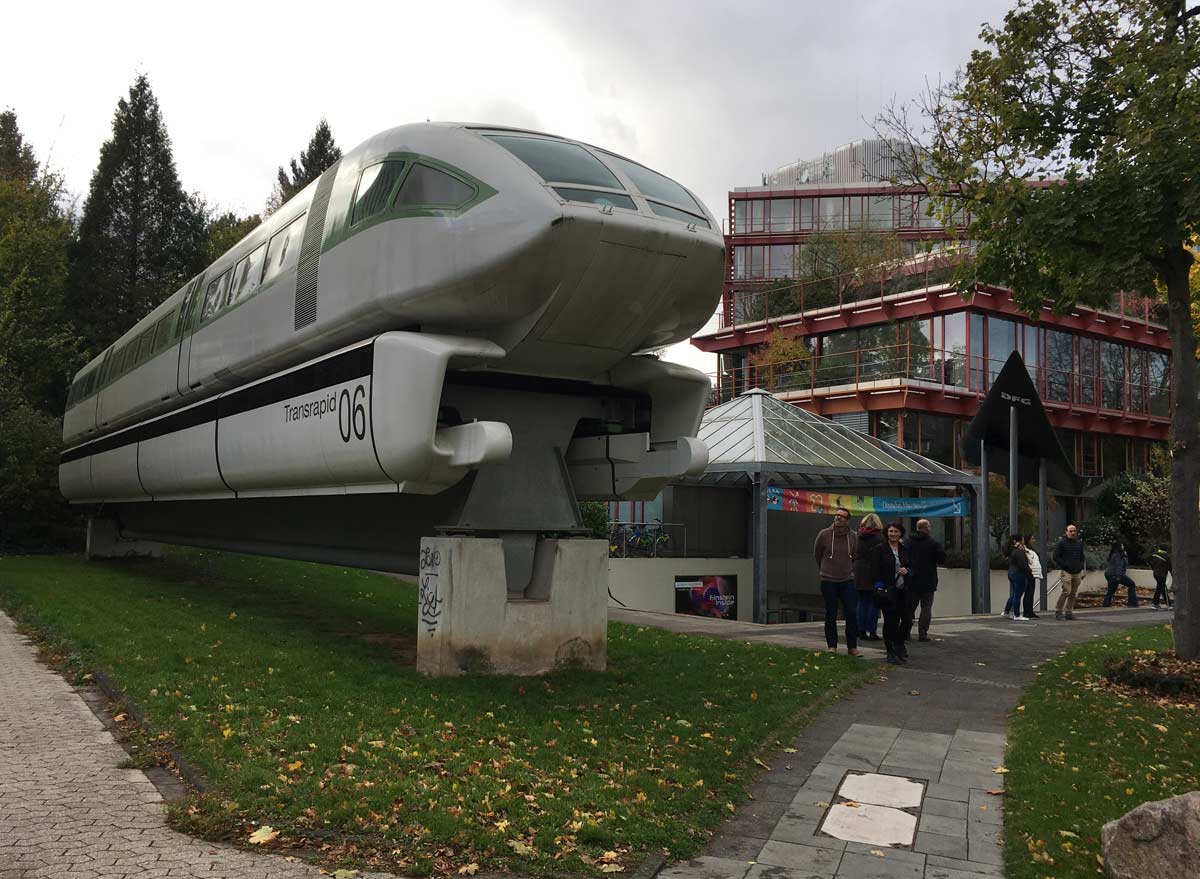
485, 135, 622, 189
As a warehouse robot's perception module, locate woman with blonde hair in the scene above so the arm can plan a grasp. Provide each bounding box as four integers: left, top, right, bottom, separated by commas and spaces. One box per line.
854, 513, 884, 642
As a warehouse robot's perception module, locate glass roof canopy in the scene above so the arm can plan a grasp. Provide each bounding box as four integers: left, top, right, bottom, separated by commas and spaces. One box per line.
687, 389, 976, 488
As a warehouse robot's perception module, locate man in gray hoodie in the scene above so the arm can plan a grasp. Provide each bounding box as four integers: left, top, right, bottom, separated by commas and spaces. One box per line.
814, 507, 860, 655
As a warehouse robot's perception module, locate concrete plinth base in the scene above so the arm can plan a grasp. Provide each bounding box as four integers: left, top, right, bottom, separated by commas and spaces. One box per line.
86, 519, 163, 560
415, 537, 608, 676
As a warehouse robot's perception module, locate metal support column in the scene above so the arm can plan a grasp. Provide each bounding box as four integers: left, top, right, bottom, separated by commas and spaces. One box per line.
973, 441, 991, 614
751, 474, 769, 624
1038, 458, 1048, 610
1009, 405, 1019, 540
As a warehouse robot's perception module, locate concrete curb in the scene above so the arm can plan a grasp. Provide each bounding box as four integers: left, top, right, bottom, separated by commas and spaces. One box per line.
92, 669, 211, 794
629, 851, 666, 879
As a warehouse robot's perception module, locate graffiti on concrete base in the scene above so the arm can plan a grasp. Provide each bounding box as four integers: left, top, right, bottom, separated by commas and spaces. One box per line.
418, 546, 443, 636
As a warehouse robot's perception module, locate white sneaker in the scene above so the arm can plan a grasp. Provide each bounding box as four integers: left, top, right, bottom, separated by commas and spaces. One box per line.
1001, 611, 1011, 619
1014, 615, 1029, 621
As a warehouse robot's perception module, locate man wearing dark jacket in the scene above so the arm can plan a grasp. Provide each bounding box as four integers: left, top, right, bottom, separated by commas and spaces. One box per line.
904, 519, 946, 642
1052, 524, 1086, 620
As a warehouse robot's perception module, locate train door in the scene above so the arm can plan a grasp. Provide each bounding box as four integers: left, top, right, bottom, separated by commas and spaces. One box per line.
176, 275, 205, 396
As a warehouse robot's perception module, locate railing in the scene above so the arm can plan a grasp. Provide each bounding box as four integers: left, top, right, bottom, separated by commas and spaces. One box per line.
721, 252, 1163, 331
608, 521, 687, 559
708, 345, 1172, 419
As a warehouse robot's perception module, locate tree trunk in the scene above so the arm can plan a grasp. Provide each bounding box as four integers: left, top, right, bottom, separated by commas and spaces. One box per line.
1165, 247, 1199, 659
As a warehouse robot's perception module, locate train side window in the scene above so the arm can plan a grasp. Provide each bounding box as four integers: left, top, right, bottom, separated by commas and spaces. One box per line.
201, 270, 231, 322
485, 134, 622, 188
352, 162, 406, 224
230, 243, 266, 305
263, 212, 307, 285
395, 164, 475, 208
136, 328, 155, 365
154, 310, 176, 353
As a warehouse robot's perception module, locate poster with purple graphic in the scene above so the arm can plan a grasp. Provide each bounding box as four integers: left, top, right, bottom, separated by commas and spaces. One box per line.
674, 575, 738, 619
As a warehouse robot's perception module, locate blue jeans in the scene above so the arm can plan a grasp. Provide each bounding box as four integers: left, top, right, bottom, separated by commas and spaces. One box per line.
856, 590, 879, 637
821, 579, 858, 649
1005, 571, 1025, 615
1104, 575, 1139, 607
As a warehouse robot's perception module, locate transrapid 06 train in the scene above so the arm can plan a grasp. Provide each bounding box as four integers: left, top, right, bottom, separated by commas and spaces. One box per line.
60, 123, 724, 587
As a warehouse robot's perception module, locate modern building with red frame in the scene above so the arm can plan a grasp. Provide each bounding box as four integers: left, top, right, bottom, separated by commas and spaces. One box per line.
692, 140, 1171, 527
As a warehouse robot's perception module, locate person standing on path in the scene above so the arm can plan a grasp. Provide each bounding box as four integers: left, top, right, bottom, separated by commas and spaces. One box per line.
814, 506, 860, 656
1023, 534, 1043, 619
1005, 534, 1031, 620
903, 518, 945, 642
1053, 523, 1086, 620
854, 513, 884, 641
1150, 548, 1172, 610
871, 521, 911, 665
1103, 541, 1139, 607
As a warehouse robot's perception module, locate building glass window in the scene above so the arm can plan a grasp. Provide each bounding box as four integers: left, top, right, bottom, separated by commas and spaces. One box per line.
1044, 329, 1073, 402
1128, 349, 1145, 413
733, 200, 747, 233
818, 196, 842, 231
907, 319, 933, 380
768, 244, 795, 278
1148, 352, 1170, 416
770, 198, 795, 232
1080, 434, 1099, 476
1077, 337, 1097, 405
874, 411, 899, 445
1102, 435, 1127, 478
1022, 324, 1039, 381
750, 199, 766, 232
987, 316, 1015, 385
1101, 342, 1126, 410
797, 198, 814, 230
969, 313, 985, 389
868, 195, 893, 229
942, 312, 967, 387
918, 413, 955, 465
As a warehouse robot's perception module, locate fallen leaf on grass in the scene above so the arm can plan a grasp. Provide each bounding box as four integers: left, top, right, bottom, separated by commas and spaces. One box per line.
286, 761, 303, 771
333, 871, 358, 879
599, 866, 625, 873
753, 757, 771, 770
987, 789, 1004, 795
1058, 830, 1078, 839
599, 851, 620, 863
248, 826, 278, 845
507, 839, 535, 856
1153, 724, 1168, 733
458, 864, 479, 876
783, 747, 797, 753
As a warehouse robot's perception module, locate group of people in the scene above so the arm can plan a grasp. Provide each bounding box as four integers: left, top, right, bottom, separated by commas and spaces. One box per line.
814, 508, 945, 665
1003, 532, 1045, 620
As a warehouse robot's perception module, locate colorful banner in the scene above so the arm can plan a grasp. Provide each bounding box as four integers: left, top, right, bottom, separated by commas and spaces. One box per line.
766, 487, 967, 518
674, 575, 738, 619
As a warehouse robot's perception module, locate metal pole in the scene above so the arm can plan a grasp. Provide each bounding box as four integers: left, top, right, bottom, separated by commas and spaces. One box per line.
975, 441, 991, 614
1009, 405, 1019, 540
1038, 459, 1048, 611
751, 475, 769, 624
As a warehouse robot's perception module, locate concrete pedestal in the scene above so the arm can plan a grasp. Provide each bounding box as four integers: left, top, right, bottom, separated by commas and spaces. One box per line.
86, 518, 163, 560
415, 536, 608, 676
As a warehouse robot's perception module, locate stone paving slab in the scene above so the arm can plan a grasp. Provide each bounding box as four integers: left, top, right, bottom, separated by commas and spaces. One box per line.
0, 613, 394, 879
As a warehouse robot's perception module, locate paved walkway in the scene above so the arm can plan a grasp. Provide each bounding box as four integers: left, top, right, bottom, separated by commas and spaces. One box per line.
621, 604, 1167, 879
0, 613, 393, 879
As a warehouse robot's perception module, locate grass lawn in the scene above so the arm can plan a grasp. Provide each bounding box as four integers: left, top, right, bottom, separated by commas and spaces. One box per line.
1004, 624, 1199, 879
0, 549, 872, 875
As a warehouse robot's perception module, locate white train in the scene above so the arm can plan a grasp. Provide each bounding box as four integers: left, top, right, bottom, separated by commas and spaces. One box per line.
59, 123, 723, 582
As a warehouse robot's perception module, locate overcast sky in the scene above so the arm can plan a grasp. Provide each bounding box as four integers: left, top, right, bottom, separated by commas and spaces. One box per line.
3, 0, 1013, 373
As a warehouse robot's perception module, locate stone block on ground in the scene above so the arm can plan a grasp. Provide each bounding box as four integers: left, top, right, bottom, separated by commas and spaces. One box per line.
1101, 791, 1200, 879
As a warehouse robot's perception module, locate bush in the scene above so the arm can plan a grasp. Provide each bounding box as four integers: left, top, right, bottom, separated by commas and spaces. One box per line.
1103, 653, 1200, 699
577, 501, 608, 540
0, 403, 79, 550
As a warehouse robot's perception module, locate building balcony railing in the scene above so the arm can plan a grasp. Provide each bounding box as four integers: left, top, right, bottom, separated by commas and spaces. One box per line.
707, 344, 1172, 423
720, 252, 1164, 333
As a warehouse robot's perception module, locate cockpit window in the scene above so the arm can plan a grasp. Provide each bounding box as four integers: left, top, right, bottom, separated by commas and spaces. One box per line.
599, 151, 704, 214
486, 135, 622, 189
553, 187, 636, 210
647, 201, 711, 229
395, 164, 476, 207
353, 161, 407, 224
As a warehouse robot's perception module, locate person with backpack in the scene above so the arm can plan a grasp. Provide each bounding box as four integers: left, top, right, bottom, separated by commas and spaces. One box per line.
1103, 541, 1139, 607
1005, 534, 1031, 621
904, 518, 946, 642
1150, 548, 1172, 610
1052, 523, 1086, 620
854, 513, 884, 641
871, 521, 911, 665
813, 506, 860, 655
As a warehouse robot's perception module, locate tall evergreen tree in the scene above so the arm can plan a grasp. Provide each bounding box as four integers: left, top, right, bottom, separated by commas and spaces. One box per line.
68, 74, 207, 353
266, 118, 342, 214
0, 109, 38, 183
204, 209, 261, 264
